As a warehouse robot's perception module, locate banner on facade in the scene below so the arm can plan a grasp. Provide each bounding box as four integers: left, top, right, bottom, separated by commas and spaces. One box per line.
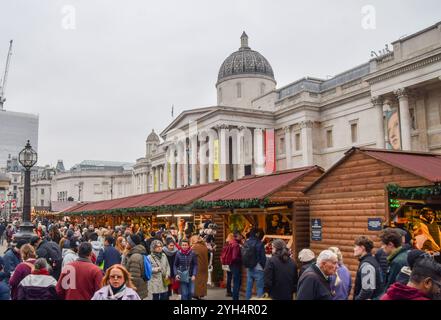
385, 107, 402, 150
265, 128, 276, 173
213, 139, 220, 180
154, 171, 158, 192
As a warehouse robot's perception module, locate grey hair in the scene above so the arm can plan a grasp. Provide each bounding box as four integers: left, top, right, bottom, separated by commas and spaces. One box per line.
317, 250, 338, 265
34, 258, 51, 272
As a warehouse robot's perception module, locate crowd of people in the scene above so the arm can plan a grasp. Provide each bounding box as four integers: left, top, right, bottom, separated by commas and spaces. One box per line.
1, 217, 441, 300
0, 217, 215, 300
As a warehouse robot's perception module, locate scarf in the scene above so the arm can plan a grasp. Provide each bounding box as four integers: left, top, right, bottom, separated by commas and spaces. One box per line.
32, 268, 50, 275
180, 248, 192, 255
153, 252, 163, 260
163, 246, 178, 257
108, 284, 127, 300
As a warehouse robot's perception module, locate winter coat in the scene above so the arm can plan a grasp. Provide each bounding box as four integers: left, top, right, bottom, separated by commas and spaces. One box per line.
147, 253, 170, 294
0, 272, 10, 300
16, 272, 58, 300
9, 259, 36, 300
330, 264, 352, 300
163, 246, 178, 278
299, 261, 315, 278
192, 241, 209, 297
123, 244, 148, 299
264, 255, 298, 300
229, 240, 242, 267
56, 258, 103, 300
296, 264, 333, 300
381, 282, 430, 300
90, 241, 104, 259
62, 248, 78, 268
244, 236, 266, 269
374, 248, 388, 285
386, 247, 408, 289
35, 239, 63, 279
174, 250, 198, 278
91, 285, 141, 300
354, 254, 384, 300
2, 248, 20, 279
96, 245, 121, 271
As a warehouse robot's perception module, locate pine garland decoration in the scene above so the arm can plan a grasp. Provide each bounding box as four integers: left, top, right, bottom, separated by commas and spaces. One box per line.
387, 184, 441, 200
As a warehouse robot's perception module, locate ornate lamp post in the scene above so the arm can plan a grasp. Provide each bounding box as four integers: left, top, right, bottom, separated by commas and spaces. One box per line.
15, 140, 38, 243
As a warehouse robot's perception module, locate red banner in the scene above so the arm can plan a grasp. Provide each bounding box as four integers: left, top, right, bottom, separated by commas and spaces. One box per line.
265, 129, 275, 173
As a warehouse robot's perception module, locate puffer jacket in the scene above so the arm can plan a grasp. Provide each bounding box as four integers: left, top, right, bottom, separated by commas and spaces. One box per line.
90, 241, 103, 259
148, 253, 170, 294
16, 273, 58, 300
62, 249, 78, 267
123, 244, 148, 299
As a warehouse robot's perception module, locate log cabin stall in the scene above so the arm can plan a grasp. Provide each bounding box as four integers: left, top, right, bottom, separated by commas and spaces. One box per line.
304, 147, 441, 278
62, 181, 228, 238
193, 166, 324, 288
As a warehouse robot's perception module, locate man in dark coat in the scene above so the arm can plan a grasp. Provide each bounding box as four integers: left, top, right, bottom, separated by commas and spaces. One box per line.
96, 236, 121, 271
3, 239, 26, 280
379, 228, 408, 289
30, 236, 63, 280
296, 249, 337, 300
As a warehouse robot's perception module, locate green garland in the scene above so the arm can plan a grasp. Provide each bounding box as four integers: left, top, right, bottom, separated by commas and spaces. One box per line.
66, 205, 187, 217
192, 198, 269, 210
387, 184, 441, 200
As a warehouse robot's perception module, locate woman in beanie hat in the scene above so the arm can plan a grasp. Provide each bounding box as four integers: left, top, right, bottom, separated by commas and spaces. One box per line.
298, 248, 316, 278
16, 258, 58, 300
123, 233, 148, 299
263, 239, 298, 300
147, 240, 170, 300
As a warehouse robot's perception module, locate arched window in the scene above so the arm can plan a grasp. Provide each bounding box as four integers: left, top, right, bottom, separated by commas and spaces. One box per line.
236, 82, 242, 98
260, 82, 266, 95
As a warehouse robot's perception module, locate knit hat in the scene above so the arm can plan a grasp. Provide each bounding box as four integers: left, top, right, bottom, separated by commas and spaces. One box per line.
298, 248, 315, 262
127, 234, 141, 248
272, 239, 287, 251
150, 239, 163, 252
407, 249, 428, 269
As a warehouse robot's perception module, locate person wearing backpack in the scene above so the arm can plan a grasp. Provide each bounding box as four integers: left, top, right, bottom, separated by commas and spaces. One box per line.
123, 233, 148, 299
30, 236, 63, 280
243, 228, 266, 300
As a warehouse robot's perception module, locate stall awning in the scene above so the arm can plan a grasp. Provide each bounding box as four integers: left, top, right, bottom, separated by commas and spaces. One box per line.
64, 181, 227, 215
199, 166, 321, 202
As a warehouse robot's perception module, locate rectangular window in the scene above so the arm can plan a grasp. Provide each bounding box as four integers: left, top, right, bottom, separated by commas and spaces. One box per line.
409, 107, 417, 130
295, 133, 301, 151
279, 137, 285, 154
13, 185, 17, 191
351, 123, 358, 143
326, 129, 333, 148
41, 200, 44, 206
41, 188, 45, 195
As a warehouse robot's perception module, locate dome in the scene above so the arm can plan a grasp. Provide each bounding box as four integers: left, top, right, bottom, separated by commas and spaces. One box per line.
146, 129, 160, 143
217, 32, 275, 85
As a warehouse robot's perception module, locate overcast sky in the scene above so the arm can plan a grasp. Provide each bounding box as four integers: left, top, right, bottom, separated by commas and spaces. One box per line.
1, 0, 440, 169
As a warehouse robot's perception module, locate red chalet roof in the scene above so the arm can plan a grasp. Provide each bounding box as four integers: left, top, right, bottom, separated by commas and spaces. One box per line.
200, 166, 322, 202
65, 181, 227, 214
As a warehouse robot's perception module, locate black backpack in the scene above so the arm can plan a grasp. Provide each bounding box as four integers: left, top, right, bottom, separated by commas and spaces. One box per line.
241, 241, 258, 268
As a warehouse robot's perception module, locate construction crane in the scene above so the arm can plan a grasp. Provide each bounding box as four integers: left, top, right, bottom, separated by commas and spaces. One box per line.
0, 40, 13, 110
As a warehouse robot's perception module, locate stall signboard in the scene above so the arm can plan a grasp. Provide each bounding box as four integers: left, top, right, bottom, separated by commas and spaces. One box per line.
368, 218, 383, 231
311, 218, 322, 241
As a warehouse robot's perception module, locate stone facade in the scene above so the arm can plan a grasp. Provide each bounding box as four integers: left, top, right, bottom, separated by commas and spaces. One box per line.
133, 22, 441, 193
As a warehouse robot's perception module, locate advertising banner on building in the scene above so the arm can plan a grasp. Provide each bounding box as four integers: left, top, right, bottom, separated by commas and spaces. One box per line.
213, 139, 220, 180
385, 107, 402, 150
265, 129, 276, 173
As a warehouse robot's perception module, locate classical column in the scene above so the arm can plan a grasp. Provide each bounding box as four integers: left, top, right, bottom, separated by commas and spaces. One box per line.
300, 121, 314, 166
395, 88, 412, 150
284, 126, 292, 169
208, 134, 214, 183
219, 125, 228, 181
253, 128, 265, 175
199, 133, 207, 185
371, 96, 385, 149
170, 146, 176, 189
190, 135, 198, 186
237, 126, 246, 179
176, 143, 183, 188
183, 142, 189, 187
163, 149, 169, 190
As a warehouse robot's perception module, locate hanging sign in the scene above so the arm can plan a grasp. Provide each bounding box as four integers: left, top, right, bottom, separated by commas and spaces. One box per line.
368, 218, 383, 231
311, 218, 322, 241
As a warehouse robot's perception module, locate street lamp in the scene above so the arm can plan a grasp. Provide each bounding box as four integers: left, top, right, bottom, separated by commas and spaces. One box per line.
15, 140, 38, 243
7, 191, 12, 222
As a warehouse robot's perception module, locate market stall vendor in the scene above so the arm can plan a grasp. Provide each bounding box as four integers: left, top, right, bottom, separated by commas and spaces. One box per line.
413, 207, 441, 254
